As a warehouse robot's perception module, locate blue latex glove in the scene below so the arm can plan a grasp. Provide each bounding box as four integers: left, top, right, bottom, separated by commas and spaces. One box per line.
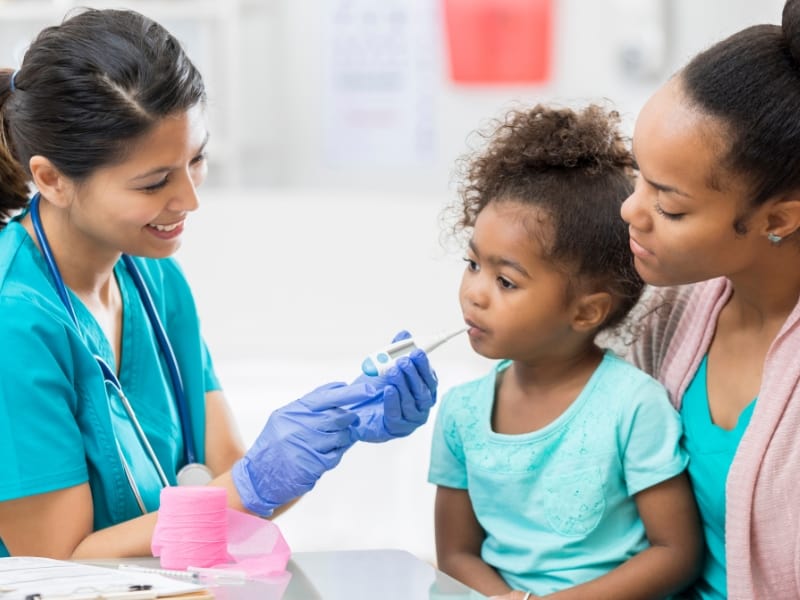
232, 381, 377, 516
348, 330, 439, 443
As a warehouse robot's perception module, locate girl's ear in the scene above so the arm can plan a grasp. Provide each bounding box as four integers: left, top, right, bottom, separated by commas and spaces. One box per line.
29, 155, 74, 208
571, 291, 612, 333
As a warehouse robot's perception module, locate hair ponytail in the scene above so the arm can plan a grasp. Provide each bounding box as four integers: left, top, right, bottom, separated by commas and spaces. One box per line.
0, 69, 32, 229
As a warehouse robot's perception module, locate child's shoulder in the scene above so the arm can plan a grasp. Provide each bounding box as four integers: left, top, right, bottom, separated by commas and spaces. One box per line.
439, 360, 509, 412
595, 350, 671, 405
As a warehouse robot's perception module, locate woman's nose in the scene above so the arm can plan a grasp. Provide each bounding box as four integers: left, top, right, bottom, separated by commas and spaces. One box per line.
171, 171, 200, 213
620, 190, 636, 225
620, 185, 647, 229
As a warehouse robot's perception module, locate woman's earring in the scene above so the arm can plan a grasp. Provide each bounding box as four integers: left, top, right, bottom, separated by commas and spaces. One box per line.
767, 232, 783, 245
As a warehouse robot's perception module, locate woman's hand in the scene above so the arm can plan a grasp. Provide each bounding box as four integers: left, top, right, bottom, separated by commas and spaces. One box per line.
347, 331, 439, 442
231, 381, 367, 516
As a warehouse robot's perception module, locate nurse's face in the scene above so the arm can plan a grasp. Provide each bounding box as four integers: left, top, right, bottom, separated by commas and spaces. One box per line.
620, 78, 762, 286
66, 103, 208, 260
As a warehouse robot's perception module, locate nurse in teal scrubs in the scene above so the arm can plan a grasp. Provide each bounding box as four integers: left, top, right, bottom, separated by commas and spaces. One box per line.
0, 8, 437, 559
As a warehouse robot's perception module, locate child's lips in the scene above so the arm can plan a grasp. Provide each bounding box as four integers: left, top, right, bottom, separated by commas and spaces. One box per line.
464, 318, 487, 337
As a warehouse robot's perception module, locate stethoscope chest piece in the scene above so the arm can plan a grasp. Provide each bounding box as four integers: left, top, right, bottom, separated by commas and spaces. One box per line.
177, 462, 214, 486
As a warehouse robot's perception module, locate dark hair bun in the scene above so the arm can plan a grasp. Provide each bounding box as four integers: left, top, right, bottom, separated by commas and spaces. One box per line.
784, 0, 800, 66
480, 104, 634, 178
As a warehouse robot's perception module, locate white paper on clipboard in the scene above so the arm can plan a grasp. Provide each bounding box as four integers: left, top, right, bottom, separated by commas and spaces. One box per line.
0, 557, 208, 600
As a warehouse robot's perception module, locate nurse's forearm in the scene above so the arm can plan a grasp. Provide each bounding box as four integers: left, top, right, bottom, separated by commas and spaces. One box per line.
78, 470, 298, 560
70, 472, 296, 559
71, 512, 158, 559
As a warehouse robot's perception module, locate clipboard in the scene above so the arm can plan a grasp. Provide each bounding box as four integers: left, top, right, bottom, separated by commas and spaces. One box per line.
0, 557, 212, 600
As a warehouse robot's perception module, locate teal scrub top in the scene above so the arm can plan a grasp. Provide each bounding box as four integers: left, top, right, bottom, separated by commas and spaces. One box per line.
0, 219, 221, 555
680, 355, 755, 600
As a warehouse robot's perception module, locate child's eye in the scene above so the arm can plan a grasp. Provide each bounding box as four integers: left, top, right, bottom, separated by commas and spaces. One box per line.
654, 202, 684, 220
463, 257, 479, 272
498, 276, 516, 290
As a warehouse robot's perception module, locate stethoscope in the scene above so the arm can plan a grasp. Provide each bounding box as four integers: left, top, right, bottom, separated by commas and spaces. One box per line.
29, 193, 212, 514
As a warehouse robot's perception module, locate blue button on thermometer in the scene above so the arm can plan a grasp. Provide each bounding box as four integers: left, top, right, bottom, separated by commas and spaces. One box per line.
361, 326, 468, 376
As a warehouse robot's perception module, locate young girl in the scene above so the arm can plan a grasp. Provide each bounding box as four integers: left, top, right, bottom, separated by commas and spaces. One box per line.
428, 105, 702, 599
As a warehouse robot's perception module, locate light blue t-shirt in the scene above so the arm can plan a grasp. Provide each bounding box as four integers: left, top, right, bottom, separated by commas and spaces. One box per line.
0, 219, 220, 555
680, 355, 755, 600
428, 351, 687, 596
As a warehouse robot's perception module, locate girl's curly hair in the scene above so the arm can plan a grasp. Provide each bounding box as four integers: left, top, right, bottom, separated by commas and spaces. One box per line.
444, 103, 642, 332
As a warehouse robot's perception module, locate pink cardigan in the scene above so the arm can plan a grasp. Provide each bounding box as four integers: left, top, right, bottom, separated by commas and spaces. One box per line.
626, 278, 800, 599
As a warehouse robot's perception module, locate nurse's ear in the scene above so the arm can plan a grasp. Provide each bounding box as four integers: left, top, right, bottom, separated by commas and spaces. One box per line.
29, 155, 75, 208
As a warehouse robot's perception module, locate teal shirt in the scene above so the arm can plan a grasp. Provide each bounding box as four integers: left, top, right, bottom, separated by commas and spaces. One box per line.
680, 356, 755, 600
428, 352, 687, 596
0, 220, 220, 555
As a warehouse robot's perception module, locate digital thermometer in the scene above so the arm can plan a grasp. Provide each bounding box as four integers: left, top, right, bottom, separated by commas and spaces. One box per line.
361, 327, 468, 376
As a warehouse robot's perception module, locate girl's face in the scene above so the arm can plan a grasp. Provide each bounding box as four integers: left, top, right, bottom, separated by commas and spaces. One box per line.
621, 78, 763, 286
459, 201, 582, 362
63, 103, 208, 261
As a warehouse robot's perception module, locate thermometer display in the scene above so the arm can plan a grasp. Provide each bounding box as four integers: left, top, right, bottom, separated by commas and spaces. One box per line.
361, 327, 468, 376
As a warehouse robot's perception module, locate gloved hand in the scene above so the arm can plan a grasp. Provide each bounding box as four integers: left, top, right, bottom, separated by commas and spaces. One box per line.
232, 381, 377, 516
348, 330, 439, 443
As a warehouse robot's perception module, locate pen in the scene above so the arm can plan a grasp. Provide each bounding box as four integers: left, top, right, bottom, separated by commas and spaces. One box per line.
186, 567, 246, 581
117, 565, 199, 581
118, 563, 246, 582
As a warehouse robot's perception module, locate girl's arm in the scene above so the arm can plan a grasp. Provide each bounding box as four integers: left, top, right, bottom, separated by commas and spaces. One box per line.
435, 485, 513, 597
542, 473, 703, 600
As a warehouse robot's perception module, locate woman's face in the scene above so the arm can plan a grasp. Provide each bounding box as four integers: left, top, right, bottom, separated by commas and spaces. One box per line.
621, 78, 763, 287
62, 103, 209, 261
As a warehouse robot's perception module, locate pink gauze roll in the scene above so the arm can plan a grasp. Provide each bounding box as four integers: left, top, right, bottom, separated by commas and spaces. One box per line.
152, 486, 231, 569
151, 486, 292, 579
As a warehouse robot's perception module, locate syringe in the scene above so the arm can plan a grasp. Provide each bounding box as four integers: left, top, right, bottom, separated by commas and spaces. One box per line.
360, 326, 468, 376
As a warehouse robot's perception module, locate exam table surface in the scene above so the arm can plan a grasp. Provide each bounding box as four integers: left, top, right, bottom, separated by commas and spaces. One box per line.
89, 549, 486, 600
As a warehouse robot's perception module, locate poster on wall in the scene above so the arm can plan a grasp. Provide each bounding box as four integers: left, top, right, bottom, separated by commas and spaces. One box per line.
322, 0, 437, 167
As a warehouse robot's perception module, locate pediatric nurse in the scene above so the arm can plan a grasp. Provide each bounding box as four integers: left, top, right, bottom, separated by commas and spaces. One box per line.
621, 0, 800, 597
0, 8, 436, 559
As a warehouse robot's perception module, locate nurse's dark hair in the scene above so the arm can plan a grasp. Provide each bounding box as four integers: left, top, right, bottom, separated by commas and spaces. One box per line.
0, 8, 205, 229
444, 103, 642, 332
681, 0, 800, 232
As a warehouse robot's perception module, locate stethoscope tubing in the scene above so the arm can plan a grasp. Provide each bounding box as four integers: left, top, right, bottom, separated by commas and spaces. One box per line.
121, 254, 197, 465
95, 357, 171, 490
